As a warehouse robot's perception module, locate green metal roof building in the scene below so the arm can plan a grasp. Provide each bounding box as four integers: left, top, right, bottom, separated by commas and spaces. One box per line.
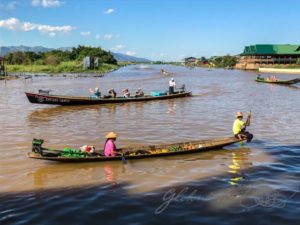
241, 44, 300, 56
236, 44, 300, 69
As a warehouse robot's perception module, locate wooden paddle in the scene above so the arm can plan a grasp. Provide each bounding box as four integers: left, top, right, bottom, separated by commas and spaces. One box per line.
121, 153, 127, 164
246, 110, 251, 127
116, 148, 127, 164
241, 110, 251, 131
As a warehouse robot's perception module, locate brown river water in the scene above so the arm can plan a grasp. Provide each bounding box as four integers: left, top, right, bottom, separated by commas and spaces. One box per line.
0, 65, 299, 224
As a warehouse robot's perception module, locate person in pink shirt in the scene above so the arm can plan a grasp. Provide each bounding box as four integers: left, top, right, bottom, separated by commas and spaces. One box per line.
104, 132, 118, 157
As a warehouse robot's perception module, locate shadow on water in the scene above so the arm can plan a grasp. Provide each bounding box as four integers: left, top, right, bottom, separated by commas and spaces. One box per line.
1, 145, 299, 225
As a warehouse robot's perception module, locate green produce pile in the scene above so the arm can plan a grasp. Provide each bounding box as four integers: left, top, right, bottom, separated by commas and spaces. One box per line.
61, 147, 87, 158
167, 145, 182, 152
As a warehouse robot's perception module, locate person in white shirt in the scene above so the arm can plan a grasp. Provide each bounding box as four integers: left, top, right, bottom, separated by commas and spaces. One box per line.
122, 88, 130, 98
169, 78, 176, 94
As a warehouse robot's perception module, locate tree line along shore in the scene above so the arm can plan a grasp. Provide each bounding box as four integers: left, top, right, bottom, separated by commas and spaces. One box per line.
2, 45, 119, 74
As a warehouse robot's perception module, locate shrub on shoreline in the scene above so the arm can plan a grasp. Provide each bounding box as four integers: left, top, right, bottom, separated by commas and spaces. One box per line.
6, 62, 119, 74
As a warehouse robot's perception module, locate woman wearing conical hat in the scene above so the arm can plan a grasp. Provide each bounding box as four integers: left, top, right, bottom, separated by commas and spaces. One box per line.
104, 132, 119, 157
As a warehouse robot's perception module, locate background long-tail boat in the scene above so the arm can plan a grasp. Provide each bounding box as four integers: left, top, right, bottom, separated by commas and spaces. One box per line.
25, 91, 192, 106
255, 77, 300, 85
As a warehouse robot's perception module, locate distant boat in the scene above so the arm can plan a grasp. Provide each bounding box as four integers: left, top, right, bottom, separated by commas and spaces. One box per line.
161, 71, 170, 75
160, 68, 172, 76
255, 77, 300, 85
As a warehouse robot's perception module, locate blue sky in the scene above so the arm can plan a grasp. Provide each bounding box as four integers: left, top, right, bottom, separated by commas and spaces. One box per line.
0, 0, 300, 61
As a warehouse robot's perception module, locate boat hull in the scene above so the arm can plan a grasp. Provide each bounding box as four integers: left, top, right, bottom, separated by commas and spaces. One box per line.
255, 78, 300, 85
27, 137, 244, 162
25, 91, 192, 105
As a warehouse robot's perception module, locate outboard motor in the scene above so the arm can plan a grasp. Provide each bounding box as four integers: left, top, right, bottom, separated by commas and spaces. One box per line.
32, 139, 44, 154
178, 84, 186, 93
38, 89, 50, 95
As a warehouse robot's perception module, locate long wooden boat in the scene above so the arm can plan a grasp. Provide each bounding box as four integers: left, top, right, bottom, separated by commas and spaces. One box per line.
27, 137, 245, 162
255, 78, 300, 85
25, 91, 192, 105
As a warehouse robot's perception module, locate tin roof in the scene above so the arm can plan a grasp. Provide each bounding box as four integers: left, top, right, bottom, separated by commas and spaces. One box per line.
241, 44, 300, 55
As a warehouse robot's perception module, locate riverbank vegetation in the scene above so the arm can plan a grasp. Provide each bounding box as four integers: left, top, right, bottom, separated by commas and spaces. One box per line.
183, 55, 238, 69
209, 55, 237, 68
4, 45, 119, 74
6, 62, 118, 74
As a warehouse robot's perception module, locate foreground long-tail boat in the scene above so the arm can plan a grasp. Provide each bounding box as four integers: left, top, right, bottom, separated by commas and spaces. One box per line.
255, 77, 300, 85
25, 91, 192, 106
27, 137, 246, 163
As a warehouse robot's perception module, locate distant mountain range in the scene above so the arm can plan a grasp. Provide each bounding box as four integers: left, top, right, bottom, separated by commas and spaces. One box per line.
112, 52, 151, 63
0, 45, 151, 63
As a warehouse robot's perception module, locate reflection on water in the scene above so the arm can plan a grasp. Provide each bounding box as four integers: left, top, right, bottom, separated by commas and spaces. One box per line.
30, 161, 127, 189
103, 165, 116, 183
227, 149, 251, 186
166, 100, 176, 114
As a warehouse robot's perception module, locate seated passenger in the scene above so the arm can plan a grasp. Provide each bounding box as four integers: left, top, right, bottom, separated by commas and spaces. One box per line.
271, 75, 278, 81
89, 87, 101, 98
257, 74, 264, 80
108, 88, 117, 98
135, 88, 144, 97
267, 76, 277, 82
122, 89, 130, 98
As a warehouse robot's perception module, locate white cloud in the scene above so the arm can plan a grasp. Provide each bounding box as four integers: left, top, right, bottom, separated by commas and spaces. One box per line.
49, 32, 56, 37
110, 44, 124, 51
0, 1, 18, 11
104, 8, 114, 14
126, 51, 136, 56
80, 31, 91, 36
32, 0, 62, 8
95, 34, 118, 40
104, 34, 119, 40
103, 34, 114, 40
0, 17, 76, 36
